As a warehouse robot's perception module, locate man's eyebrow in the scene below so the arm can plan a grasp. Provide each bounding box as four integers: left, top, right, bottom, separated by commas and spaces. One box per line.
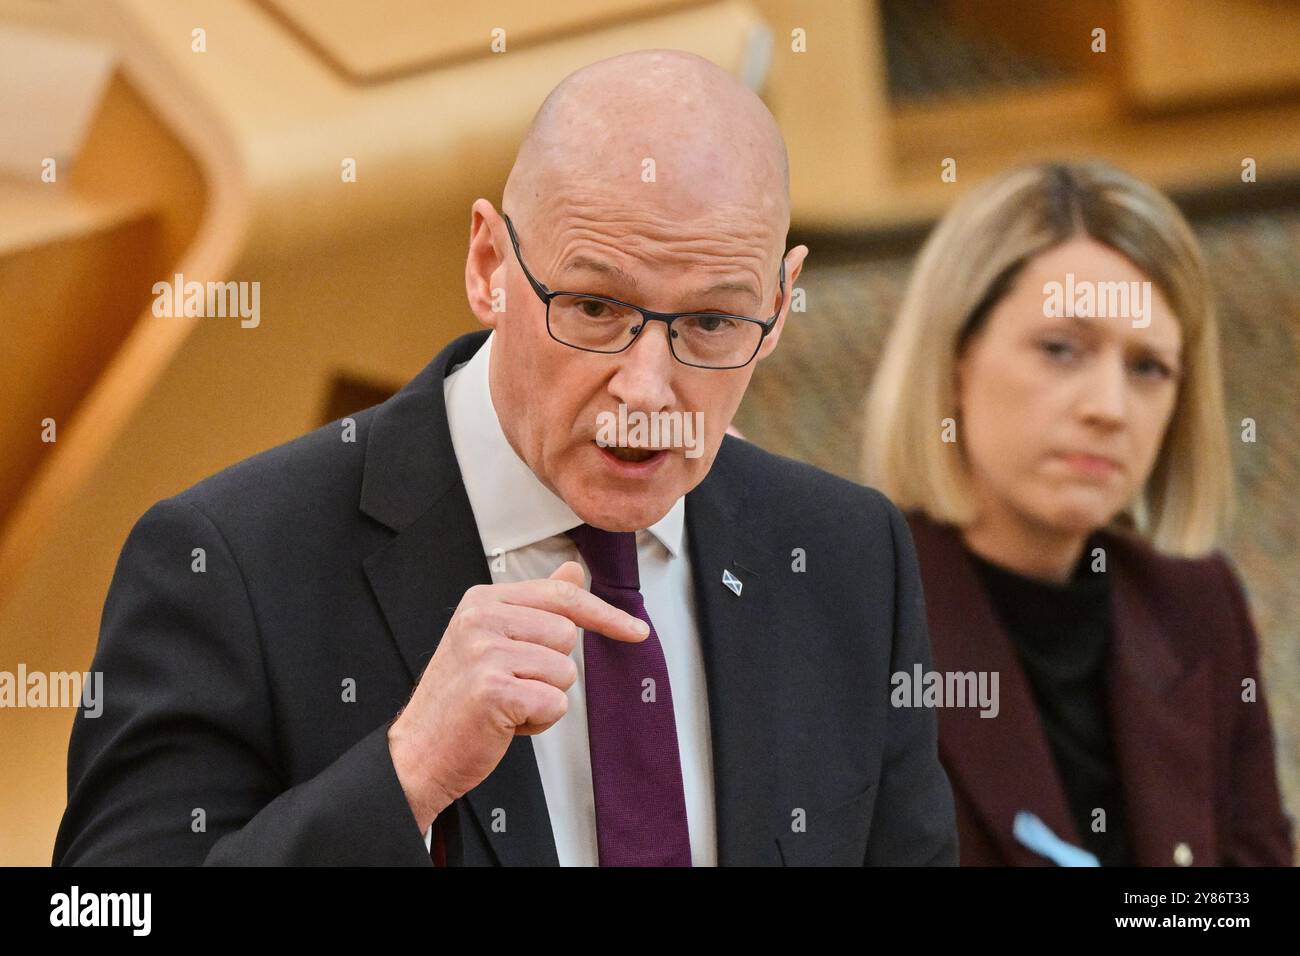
559, 256, 761, 306
692, 278, 761, 304
559, 256, 639, 289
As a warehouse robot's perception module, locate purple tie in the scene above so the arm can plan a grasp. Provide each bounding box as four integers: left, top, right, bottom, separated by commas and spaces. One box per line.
566, 523, 693, 866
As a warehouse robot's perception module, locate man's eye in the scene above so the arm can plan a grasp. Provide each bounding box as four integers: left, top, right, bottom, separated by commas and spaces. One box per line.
689, 314, 738, 333
576, 299, 611, 318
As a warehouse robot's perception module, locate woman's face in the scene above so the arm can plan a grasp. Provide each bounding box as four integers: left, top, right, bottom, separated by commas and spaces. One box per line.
955, 237, 1184, 540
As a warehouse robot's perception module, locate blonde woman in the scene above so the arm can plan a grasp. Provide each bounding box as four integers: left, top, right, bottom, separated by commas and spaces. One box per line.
865, 161, 1293, 866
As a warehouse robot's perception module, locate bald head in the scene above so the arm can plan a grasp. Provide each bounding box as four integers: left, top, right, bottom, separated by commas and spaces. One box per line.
503, 49, 790, 252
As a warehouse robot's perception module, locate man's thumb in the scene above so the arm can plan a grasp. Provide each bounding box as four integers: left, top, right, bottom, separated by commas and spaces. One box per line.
548, 560, 587, 589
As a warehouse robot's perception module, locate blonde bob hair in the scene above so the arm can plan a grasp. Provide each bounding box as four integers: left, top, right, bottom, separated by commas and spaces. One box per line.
863, 160, 1232, 557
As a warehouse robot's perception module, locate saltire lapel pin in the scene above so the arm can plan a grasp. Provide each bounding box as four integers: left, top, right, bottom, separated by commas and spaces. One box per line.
721, 568, 743, 597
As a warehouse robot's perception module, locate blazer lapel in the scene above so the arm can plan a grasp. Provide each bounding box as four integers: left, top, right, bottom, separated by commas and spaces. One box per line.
1106, 541, 1215, 866
906, 514, 1080, 865
360, 330, 559, 866
684, 440, 799, 865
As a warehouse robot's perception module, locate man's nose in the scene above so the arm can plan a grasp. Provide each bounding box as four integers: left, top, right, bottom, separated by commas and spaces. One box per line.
1077, 351, 1128, 428
607, 321, 677, 412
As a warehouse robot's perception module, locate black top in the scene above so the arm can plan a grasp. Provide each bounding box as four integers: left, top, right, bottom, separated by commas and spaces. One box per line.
964, 540, 1134, 867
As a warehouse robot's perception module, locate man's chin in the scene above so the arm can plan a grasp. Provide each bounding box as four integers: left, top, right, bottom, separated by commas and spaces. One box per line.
563, 485, 679, 533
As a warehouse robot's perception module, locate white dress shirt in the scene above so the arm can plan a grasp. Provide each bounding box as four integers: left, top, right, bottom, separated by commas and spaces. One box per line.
421, 331, 717, 865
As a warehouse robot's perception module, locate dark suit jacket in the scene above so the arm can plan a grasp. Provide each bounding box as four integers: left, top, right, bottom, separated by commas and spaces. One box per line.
53, 330, 957, 866
905, 511, 1294, 866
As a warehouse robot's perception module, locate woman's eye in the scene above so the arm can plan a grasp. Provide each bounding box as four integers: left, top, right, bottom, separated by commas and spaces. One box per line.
1040, 338, 1077, 360
1133, 357, 1173, 380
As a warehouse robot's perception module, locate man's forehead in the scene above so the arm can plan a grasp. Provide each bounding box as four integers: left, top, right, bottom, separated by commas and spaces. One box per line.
503, 51, 792, 277
555, 251, 765, 306
542, 209, 774, 278
536, 195, 780, 253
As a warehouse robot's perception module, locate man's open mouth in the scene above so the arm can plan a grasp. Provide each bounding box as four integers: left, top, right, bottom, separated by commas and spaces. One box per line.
597, 442, 666, 463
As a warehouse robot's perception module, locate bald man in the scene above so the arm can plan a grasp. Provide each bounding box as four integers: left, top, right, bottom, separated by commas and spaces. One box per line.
54, 51, 957, 866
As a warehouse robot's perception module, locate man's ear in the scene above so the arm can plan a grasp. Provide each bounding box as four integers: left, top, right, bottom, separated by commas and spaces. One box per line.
755, 244, 808, 361
465, 199, 506, 329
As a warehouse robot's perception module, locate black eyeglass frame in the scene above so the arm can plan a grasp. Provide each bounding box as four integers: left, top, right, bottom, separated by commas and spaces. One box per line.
501, 212, 786, 370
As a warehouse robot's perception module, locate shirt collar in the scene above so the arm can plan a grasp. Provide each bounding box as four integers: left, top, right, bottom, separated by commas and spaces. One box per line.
443, 331, 685, 559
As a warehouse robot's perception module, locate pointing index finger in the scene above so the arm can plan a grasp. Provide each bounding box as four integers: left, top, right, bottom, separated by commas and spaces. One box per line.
498, 577, 649, 643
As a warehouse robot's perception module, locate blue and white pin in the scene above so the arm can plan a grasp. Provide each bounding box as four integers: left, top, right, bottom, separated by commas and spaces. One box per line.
721, 568, 743, 597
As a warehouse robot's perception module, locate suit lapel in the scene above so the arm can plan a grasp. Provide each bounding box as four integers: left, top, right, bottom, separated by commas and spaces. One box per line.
684, 441, 794, 865
360, 330, 559, 866
1105, 541, 1215, 866
906, 514, 1079, 865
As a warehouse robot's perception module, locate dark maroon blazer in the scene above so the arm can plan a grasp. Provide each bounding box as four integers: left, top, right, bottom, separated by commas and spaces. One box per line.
905, 511, 1294, 866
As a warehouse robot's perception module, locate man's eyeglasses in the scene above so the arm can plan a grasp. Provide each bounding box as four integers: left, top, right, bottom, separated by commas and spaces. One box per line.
502, 212, 785, 370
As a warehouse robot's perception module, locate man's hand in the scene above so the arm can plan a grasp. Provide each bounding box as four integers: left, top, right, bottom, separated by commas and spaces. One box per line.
386, 560, 649, 834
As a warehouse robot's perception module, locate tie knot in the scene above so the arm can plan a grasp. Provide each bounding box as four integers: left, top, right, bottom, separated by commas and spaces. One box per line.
566, 523, 640, 590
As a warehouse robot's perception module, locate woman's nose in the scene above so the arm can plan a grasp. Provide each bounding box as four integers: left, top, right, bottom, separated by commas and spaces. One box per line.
1077, 353, 1128, 426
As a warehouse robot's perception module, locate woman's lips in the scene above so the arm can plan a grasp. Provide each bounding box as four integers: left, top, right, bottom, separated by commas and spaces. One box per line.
1055, 452, 1122, 476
